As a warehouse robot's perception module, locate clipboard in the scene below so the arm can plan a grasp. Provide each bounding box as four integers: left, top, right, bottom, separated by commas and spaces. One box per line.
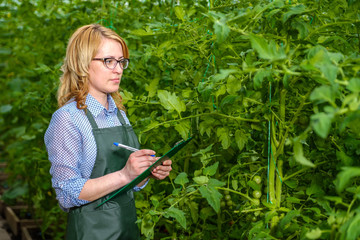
97, 136, 193, 207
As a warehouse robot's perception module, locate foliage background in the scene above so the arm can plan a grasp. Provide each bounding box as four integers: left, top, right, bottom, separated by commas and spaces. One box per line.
1, 0, 360, 239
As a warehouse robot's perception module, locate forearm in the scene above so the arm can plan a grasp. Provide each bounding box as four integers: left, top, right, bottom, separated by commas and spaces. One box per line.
78, 169, 130, 202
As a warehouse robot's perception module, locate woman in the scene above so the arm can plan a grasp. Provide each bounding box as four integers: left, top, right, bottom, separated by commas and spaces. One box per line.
44, 24, 172, 240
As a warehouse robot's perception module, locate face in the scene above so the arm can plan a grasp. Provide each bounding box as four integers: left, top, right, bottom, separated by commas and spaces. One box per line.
88, 38, 124, 100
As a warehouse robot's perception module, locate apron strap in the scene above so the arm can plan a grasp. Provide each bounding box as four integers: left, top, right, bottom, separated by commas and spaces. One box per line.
116, 109, 127, 126
85, 108, 128, 129
85, 109, 99, 129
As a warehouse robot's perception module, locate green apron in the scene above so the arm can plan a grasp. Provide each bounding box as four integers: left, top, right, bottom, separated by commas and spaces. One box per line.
66, 109, 141, 240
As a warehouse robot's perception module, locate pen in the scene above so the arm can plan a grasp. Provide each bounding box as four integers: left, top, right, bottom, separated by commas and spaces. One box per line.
113, 142, 155, 157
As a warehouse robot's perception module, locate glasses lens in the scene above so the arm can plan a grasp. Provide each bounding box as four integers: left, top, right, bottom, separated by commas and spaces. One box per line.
120, 59, 129, 69
105, 59, 117, 69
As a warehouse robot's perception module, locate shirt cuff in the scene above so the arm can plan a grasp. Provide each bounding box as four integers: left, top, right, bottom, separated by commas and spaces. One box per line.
133, 178, 149, 192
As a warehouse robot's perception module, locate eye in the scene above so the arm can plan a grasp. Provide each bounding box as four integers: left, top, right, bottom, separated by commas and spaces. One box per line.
105, 58, 116, 65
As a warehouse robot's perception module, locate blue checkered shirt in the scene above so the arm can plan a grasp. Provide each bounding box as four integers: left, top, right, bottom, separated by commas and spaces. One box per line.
45, 94, 147, 211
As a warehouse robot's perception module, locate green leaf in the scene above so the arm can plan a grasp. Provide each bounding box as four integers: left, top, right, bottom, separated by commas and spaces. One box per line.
335, 167, 360, 192
291, 19, 310, 39
215, 84, 227, 98
34, 63, 51, 73
0, 48, 11, 55
131, 28, 155, 36
188, 201, 199, 223
247, 180, 261, 191
249, 221, 265, 238
216, 127, 231, 149
212, 69, 238, 82
199, 185, 222, 213
140, 214, 154, 238
193, 176, 209, 185
120, 90, 134, 103
226, 74, 242, 95
157, 90, 186, 116
347, 78, 360, 93
253, 68, 272, 89
150, 195, 160, 208
249, 34, 286, 61
220, 95, 241, 109
284, 179, 298, 189
2, 183, 28, 201
0, 104, 12, 114
336, 150, 353, 166
200, 207, 216, 220
347, 213, 360, 240
208, 178, 225, 188
282, 5, 307, 23
210, 13, 230, 43
166, 207, 186, 229
306, 228, 322, 239
174, 172, 189, 186
235, 130, 248, 151
199, 118, 215, 137
174, 120, 190, 140
231, 180, 238, 190
308, 48, 339, 84
142, 121, 160, 133
309, 85, 335, 104
323, 196, 343, 205
174, 6, 185, 21
279, 210, 300, 229
286, 196, 302, 204
310, 112, 333, 139
145, 78, 160, 98
203, 162, 219, 176
316, 199, 332, 213
306, 184, 324, 196
293, 141, 315, 167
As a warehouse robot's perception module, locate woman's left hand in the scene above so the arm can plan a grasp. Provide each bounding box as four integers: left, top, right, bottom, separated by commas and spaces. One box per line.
151, 159, 172, 180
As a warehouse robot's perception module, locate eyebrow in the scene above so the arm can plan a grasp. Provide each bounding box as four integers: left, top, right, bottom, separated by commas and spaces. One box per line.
104, 56, 125, 59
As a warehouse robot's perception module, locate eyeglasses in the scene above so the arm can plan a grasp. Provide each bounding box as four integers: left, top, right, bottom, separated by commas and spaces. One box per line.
92, 57, 130, 70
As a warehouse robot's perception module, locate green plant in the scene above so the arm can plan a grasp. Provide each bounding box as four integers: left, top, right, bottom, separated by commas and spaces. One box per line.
1, 0, 360, 239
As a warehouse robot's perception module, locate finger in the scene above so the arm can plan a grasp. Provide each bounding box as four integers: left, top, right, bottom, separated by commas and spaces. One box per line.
156, 164, 172, 171
130, 155, 157, 164
151, 171, 169, 180
152, 165, 172, 174
161, 159, 172, 166
138, 158, 158, 168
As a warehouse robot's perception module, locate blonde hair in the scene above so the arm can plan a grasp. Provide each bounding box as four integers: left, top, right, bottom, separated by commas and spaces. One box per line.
57, 24, 128, 110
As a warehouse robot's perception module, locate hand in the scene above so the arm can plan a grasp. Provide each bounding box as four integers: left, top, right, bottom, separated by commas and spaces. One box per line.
122, 149, 157, 182
151, 159, 172, 180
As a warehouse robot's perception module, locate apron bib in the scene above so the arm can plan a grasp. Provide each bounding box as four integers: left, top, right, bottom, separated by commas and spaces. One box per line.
66, 109, 141, 240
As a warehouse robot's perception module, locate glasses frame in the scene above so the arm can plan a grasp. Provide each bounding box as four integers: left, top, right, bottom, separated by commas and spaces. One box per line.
92, 57, 130, 70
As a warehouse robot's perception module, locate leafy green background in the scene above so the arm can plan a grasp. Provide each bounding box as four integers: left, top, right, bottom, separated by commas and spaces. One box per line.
1, 0, 360, 239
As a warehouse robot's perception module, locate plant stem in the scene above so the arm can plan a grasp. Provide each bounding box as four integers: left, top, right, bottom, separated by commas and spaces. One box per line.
275, 159, 283, 208
142, 112, 260, 133
305, 21, 360, 40
275, 90, 312, 159
269, 138, 277, 206
216, 187, 253, 202
282, 161, 326, 181
239, 208, 265, 213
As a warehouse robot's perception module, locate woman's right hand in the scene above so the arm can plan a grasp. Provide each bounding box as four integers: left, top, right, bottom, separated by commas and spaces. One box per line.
122, 149, 157, 182
79, 149, 157, 202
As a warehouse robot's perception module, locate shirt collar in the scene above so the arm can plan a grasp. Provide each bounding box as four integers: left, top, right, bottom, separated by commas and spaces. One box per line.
85, 93, 117, 117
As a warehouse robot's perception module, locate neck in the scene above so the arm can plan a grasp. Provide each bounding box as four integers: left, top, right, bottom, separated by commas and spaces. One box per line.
89, 91, 108, 110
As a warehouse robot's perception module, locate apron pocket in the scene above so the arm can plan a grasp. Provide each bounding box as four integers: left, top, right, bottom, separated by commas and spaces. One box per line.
67, 198, 139, 240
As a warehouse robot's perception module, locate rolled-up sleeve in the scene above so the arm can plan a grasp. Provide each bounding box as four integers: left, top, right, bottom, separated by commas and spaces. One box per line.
45, 109, 90, 209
